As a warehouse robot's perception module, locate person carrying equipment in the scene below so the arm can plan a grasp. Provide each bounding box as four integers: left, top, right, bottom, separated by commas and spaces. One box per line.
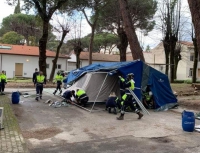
62, 90, 75, 103
53, 71, 64, 95
0, 70, 7, 95
34, 71, 46, 101
117, 73, 143, 120
75, 89, 89, 107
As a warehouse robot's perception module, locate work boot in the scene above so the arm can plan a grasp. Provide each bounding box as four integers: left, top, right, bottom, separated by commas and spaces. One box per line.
113, 107, 117, 115
40, 96, 42, 100
137, 112, 143, 119
117, 114, 124, 120
53, 90, 57, 95
108, 107, 111, 113
59, 90, 62, 95
35, 97, 39, 101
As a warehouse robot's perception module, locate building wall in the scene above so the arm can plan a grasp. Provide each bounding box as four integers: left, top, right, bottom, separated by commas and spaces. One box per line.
0, 54, 67, 78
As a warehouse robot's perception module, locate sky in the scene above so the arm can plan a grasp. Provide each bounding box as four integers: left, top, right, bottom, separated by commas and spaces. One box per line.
0, 0, 191, 49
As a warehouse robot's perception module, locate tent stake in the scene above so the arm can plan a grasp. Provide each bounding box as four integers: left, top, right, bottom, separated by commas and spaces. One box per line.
90, 73, 109, 113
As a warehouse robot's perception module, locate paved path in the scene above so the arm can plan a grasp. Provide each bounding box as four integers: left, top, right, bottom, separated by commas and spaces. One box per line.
0, 95, 28, 153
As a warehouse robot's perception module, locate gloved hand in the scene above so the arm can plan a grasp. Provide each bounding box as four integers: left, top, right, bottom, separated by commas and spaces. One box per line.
118, 76, 122, 79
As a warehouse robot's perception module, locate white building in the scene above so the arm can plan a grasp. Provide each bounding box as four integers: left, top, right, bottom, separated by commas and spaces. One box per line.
150, 41, 200, 80
0, 44, 70, 78
67, 51, 161, 72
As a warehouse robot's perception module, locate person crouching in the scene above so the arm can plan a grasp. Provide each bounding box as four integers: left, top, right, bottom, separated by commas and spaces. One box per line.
75, 89, 89, 107
106, 92, 121, 114
62, 90, 75, 103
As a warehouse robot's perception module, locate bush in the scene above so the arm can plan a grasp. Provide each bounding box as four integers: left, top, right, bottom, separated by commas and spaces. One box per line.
184, 80, 192, 84
174, 80, 185, 83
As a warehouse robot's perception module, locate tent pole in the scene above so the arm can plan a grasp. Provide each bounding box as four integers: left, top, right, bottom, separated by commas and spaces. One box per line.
90, 73, 109, 113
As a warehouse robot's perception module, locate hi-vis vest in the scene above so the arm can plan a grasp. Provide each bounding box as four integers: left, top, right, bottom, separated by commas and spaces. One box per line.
36, 75, 45, 83
76, 89, 86, 97
1, 74, 7, 82
129, 79, 135, 90
55, 74, 63, 82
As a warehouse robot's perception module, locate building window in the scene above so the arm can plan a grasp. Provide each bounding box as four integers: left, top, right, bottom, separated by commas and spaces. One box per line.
190, 53, 194, 61
189, 68, 193, 77
46, 64, 49, 68
198, 69, 200, 78
57, 64, 61, 69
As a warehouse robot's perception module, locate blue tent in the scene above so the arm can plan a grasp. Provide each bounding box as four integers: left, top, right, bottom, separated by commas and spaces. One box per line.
64, 60, 177, 110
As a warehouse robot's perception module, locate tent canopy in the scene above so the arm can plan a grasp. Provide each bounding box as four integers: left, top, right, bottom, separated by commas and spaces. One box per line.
64, 60, 177, 110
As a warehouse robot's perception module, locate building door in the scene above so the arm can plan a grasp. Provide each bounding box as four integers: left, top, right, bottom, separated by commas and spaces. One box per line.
15, 63, 23, 76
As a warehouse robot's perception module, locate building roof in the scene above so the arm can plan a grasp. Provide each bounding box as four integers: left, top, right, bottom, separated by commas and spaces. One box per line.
78, 51, 156, 64
0, 44, 70, 58
179, 41, 193, 46
80, 52, 120, 62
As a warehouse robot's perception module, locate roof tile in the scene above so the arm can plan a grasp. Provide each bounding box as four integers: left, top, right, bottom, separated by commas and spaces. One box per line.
0, 44, 70, 58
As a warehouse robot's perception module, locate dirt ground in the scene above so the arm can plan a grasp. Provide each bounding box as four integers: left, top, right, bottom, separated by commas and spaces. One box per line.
8, 89, 200, 153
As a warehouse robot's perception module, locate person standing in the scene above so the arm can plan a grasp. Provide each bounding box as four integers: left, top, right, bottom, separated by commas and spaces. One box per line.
32, 68, 39, 86
117, 73, 143, 120
34, 71, 46, 101
75, 89, 89, 107
0, 71, 7, 95
53, 71, 64, 95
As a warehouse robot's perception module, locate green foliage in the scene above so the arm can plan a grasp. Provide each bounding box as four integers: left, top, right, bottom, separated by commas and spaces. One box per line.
184, 80, 192, 84
0, 31, 24, 45
95, 0, 157, 34
145, 45, 151, 52
0, 13, 41, 45
66, 32, 119, 53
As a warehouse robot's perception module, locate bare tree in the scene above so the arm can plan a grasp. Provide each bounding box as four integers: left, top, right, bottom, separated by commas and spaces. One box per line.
158, 0, 181, 82
49, 13, 70, 81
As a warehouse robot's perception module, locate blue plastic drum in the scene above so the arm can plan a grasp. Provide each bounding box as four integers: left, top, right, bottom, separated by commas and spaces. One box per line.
12, 92, 20, 104
182, 110, 195, 132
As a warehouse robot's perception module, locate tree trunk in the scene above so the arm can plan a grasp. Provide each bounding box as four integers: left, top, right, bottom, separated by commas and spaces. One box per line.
163, 41, 170, 76
76, 53, 81, 69
169, 37, 177, 83
188, 0, 200, 55
174, 49, 181, 80
74, 41, 82, 69
192, 37, 198, 83
118, 0, 145, 62
89, 27, 95, 64
49, 30, 68, 81
39, 20, 49, 77
117, 28, 128, 61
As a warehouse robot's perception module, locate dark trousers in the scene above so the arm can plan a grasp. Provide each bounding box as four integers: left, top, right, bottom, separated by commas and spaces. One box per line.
79, 97, 89, 107
121, 95, 139, 114
0, 82, 5, 92
56, 81, 62, 91
36, 84, 43, 98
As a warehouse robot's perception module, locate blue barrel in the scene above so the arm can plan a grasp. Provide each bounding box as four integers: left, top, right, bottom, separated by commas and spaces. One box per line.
12, 92, 20, 104
182, 110, 195, 132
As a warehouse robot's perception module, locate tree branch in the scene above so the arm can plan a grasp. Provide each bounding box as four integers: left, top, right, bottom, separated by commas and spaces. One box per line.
48, 0, 68, 19
32, 0, 46, 20
82, 9, 92, 27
